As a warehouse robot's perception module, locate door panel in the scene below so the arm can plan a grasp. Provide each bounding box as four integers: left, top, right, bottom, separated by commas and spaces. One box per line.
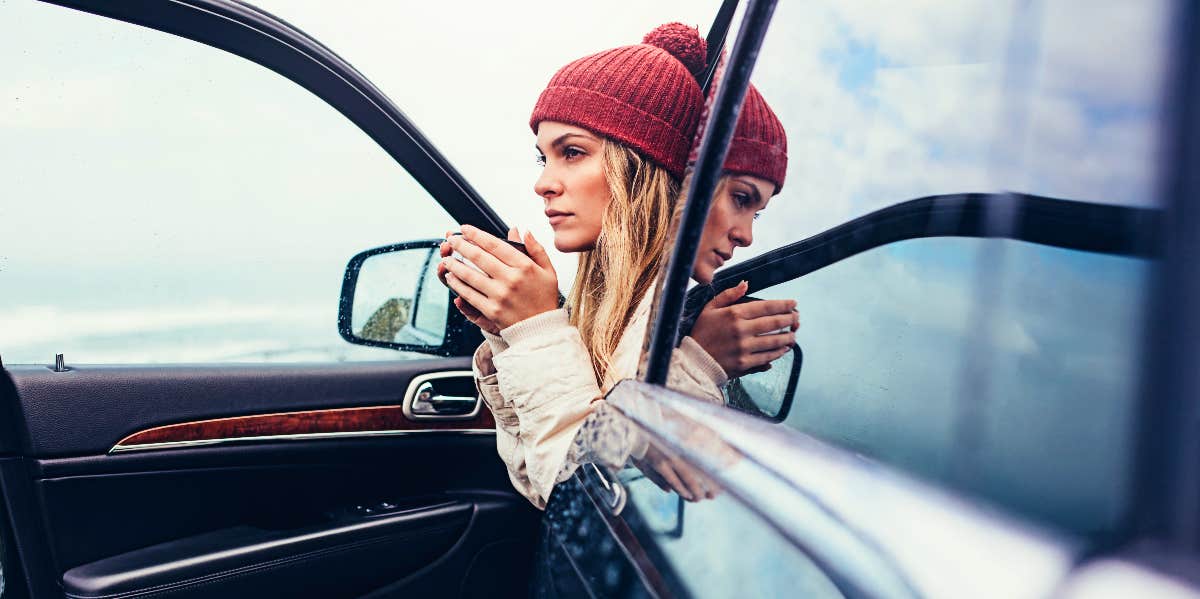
60, 499, 472, 599
7, 361, 481, 458
2, 364, 537, 597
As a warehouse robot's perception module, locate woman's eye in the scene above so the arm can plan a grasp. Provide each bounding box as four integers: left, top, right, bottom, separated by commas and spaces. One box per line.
733, 192, 753, 208
563, 147, 584, 160
535, 154, 547, 167
753, 211, 762, 221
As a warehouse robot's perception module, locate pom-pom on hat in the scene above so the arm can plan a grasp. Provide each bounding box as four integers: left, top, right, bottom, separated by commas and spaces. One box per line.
529, 23, 707, 179
723, 84, 788, 193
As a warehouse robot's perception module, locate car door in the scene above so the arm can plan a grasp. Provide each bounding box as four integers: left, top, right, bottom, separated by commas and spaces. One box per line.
537, 0, 1200, 596
0, 1, 537, 597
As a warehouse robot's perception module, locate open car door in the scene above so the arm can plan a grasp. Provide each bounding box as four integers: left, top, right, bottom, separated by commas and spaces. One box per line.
0, 1, 535, 597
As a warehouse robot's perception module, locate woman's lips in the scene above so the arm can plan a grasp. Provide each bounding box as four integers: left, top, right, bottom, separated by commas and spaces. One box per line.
545, 210, 572, 227
713, 250, 730, 267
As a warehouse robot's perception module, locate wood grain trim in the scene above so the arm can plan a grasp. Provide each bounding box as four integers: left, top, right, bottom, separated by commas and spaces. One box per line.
113, 404, 495, 450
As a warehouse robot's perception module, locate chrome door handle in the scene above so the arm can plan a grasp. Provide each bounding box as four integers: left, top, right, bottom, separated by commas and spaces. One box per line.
589, 463, 627, 515
402, 371, 481, 420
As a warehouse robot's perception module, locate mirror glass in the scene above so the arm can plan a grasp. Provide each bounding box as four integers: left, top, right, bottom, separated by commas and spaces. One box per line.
350, 247, 447, 346
722, 344, 798, 421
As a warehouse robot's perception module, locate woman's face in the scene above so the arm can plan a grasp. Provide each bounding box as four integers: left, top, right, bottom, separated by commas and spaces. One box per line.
534, 121, 611, 252
692, 174, 776, 284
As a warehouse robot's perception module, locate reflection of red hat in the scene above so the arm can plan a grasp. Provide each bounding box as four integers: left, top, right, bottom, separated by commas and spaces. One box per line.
725, 84, 788, 193
529, 23, 707, 179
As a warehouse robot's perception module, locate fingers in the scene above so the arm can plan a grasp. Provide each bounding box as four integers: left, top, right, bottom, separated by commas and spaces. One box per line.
444, 272, 493, 318
743, 331, 795, 354
446, 234, 510, 278
733, 298, 798, 320
454, 297, 499, 334
670, 460, 713, 501
654, 463, 692, 501
745, 313, 801, 336
634, 457, 674, 493
523, 231, 556, 272
744, 363, 772, 375
436, 260, 450, 286
506, 227, 521, 243
735, 344, 791, 373
461, 224, 529, 268
452, 296, 483, 320
441, 255, 500, 296
706, 280, 748, 310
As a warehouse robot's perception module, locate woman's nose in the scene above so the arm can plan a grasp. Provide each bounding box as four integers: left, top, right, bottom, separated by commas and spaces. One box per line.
534, 167, 563, 199
731, 221, 753, 248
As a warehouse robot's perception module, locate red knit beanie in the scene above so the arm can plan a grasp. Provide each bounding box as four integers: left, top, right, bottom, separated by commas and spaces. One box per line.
724, 84, 788, 193
529, 23, 707, 179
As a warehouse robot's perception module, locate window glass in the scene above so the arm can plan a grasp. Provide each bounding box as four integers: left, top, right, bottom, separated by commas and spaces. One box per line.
757, 237, 1150, 537
667, 0, 1170, 540
247, 0, 727, 284
1003, 0, 1169, 207
729, 0, 1019, 263
721, 0, 1168, 262
0, 0, 455, 363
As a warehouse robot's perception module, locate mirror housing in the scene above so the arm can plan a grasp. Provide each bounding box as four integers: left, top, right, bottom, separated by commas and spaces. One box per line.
338, 239, 481, 356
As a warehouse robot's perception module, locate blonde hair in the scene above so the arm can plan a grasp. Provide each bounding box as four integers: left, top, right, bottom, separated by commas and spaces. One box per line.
567, 141, 680, 386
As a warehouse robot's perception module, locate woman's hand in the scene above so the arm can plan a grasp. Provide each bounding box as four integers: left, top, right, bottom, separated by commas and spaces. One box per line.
690, 281, 799, 378
635, 444, 719, 502
440, 224, 560, 331
439, 230, 503, 335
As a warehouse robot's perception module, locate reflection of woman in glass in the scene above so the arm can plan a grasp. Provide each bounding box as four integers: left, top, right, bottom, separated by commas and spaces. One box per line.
689, 84, 796, 380
637, 84, 793, 502
439, 24, 728, 509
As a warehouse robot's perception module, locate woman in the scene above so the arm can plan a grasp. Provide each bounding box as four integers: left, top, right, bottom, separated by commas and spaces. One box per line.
689, 83, 797, 379
439, 23, 728, 509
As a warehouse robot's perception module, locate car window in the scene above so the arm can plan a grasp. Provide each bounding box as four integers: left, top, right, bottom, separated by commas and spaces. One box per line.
673, 0, 1172, 539
757, 237, 1149, 537
0, 0, 455, 364
728, 0, 1167, 261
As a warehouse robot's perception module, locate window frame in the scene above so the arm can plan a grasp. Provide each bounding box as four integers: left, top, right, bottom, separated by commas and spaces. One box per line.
702, 192, 1160, 297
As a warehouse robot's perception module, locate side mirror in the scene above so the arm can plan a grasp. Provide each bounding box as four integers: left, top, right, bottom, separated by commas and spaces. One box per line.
723, 343, 801, 422
680, 286, 801, 422
338, 240, 479, 356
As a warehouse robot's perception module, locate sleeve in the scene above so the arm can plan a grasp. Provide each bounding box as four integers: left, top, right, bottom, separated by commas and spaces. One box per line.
472, 337, 546, 508
492, 308, 603, 506
667, 336, 729, 405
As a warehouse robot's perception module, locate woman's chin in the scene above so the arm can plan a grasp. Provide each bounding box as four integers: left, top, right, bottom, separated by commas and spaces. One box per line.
692, 266, 714, 285
553, 232, 596, 253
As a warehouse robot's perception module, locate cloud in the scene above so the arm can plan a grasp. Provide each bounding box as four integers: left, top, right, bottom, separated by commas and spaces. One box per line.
732, 0, 1169, 270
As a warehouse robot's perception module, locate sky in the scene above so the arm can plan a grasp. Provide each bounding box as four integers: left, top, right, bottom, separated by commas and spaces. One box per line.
0, 0, 1172, 365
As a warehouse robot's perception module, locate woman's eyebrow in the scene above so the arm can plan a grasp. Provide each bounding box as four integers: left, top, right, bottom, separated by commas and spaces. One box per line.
551, 133, 596, 148
536, 132, 598, 155
732, 178, 763, 204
